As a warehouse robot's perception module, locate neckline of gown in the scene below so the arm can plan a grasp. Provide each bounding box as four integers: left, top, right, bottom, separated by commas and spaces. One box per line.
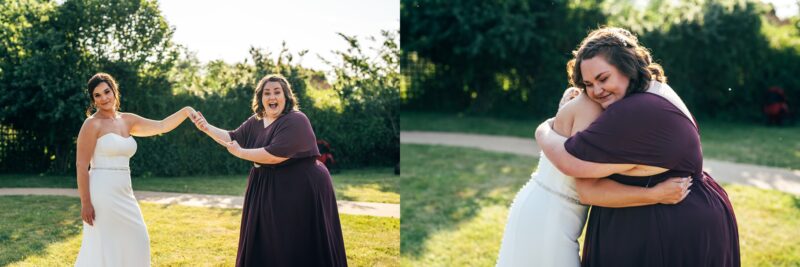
98, 132, 133, 140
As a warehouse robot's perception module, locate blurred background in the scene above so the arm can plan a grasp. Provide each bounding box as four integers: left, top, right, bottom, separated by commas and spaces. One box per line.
401, 0, 798, 123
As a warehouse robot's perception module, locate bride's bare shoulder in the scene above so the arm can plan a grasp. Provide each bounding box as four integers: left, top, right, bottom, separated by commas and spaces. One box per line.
555, 93, 602, 136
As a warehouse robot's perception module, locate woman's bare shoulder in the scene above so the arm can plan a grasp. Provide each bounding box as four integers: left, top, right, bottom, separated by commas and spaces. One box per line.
556, 93, 603, 121
79, 116, 102, 137
572, 93, 602, 116
556, 93, 602, 136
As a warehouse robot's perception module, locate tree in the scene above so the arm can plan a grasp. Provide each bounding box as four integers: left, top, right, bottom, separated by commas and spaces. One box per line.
0, 0, 177, 172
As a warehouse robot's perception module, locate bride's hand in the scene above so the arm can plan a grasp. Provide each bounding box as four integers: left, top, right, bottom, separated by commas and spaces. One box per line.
651, 177, 692, 204
81, 203, 96, 226
191, 111, 209, 132
559, 87, 581, 109
182, 106, 197, 118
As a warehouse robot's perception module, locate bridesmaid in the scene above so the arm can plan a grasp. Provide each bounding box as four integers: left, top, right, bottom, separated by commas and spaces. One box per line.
536, 27, 740, 266
191, 74, 348, 266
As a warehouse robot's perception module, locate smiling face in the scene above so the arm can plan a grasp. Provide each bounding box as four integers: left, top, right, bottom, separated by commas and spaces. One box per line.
92, 82, 117, 112
261, 81, 286, 119
579, 56, 631, 109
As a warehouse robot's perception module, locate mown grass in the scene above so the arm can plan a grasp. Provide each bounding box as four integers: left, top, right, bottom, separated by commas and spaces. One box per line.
0, 195, 399, 266
401, 112, 800, 169
0, 167, 399, 204
400, 144, 800, 266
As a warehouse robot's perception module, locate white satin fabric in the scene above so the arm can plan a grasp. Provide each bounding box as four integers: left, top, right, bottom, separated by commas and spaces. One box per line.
75, 133, 150, 267
496, 153, 588, 267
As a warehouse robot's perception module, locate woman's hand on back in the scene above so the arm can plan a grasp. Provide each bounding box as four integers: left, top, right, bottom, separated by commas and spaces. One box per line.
650, 177, 692, 204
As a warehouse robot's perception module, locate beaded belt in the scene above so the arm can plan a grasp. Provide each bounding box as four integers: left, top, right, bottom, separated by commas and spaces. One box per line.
533, 179, 583, 205
91, 167, 130, 171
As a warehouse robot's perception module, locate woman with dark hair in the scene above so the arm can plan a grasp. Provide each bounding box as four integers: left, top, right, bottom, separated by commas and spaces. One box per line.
535, 27, 739, 266
75, 73, 197, 266
191, 74, 347, 266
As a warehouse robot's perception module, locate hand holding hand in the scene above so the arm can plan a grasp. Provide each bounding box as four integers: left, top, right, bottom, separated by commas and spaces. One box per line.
183, 106, 198, 118
191, 111, 209, 132
651, 177, 692, 204
81, 203, 96, 226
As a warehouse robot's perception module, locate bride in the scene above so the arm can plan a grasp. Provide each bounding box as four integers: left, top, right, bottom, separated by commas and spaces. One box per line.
495, 87, 692, 267
74, 73, 196, 266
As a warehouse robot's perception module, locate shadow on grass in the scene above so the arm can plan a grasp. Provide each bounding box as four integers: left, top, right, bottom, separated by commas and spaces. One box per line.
794, 195, 800, 211
0, 196, 82, 265
400, 144, 536, 259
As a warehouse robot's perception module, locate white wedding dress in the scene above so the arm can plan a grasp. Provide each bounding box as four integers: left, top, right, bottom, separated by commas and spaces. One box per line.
496, 152, 588, 267
75, 133, 150, 267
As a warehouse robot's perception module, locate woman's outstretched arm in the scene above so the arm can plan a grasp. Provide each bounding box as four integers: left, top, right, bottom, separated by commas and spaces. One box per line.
190, 111, 231, 144
124, 106, 196, 137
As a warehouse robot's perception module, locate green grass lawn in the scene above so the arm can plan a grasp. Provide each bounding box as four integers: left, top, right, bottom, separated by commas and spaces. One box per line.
400, 144, 800, 266
0, 167, 399, 204
401, 112, 800, 169
0, 195, 399, 266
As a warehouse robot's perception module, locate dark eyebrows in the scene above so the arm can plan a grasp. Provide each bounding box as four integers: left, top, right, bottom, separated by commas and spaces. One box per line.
584, 71, 610, 85
594, 71, 609, 81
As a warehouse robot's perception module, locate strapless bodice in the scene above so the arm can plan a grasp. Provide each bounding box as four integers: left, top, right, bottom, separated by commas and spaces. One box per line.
90, 133, 137, 169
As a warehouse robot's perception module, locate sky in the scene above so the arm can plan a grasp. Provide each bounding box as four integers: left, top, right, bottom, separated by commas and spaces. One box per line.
634, 0, 799, 18
158, 0, 400, 71
159, 0, 796, 72
764, 0, 800, 18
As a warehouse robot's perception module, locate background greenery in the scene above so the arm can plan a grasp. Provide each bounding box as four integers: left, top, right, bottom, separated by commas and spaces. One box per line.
0, 0, 399, 176
401, 0, 799, 123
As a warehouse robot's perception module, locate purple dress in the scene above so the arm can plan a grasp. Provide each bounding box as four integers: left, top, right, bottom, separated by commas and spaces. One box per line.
565, 93, 739, 267
229, 111, 347, 267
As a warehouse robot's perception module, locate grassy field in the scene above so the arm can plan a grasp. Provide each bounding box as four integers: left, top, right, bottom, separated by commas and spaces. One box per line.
0, 167, 398, 204
0, 195, 399, 266
400, 144, 800, 266
401, 112, 800, 169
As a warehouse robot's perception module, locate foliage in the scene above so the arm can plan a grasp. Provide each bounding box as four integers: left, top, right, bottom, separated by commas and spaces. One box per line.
401, 0, 800, 123
0, 0, 178, 173
401, 0, 606, 116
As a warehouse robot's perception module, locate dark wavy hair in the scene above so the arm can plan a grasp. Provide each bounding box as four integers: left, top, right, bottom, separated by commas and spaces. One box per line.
567, 27, 667, 96
251, 74, 300, 120
85, 73, 121, 117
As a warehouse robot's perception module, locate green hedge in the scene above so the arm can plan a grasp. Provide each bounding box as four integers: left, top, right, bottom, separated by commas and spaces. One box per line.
401, 0, 800, 123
